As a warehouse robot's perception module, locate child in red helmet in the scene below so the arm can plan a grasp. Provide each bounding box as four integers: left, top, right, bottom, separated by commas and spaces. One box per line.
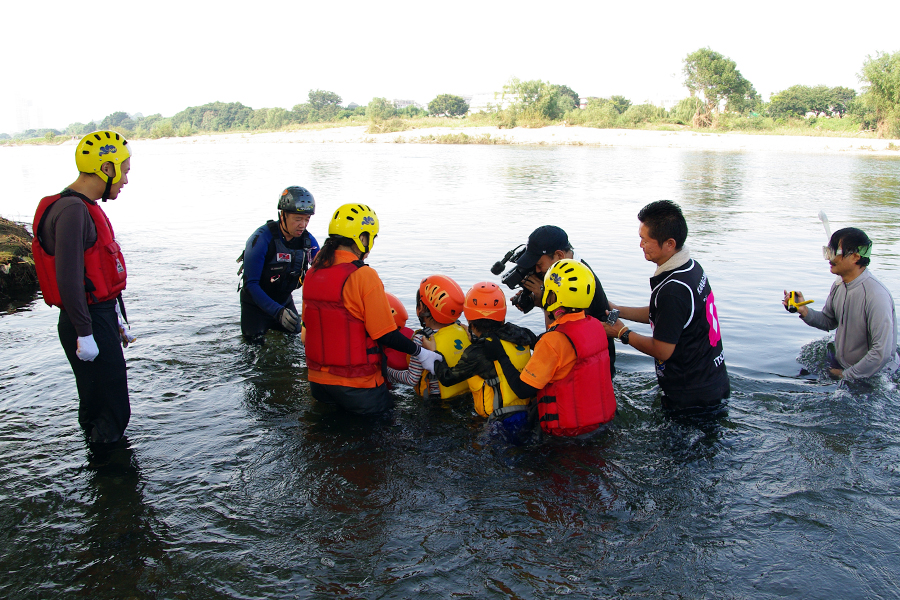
431, 282, 538, 443
386, 275, 471, 399
384, 292, 415, 388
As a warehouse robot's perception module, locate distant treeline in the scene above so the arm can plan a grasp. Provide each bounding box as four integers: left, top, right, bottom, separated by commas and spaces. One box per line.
3, 48, 899, 142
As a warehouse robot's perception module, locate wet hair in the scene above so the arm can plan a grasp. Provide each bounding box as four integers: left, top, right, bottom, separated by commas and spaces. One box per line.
468, 318, 502, 335
830, 227, 872, 267
311, 234, 355, 269
637, 200, 688, 250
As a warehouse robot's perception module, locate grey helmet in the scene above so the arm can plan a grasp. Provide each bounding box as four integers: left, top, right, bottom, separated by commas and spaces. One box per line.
278, 186, 315, 215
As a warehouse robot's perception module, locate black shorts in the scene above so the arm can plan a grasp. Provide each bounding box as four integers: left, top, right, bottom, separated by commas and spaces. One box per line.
309, 381, 394, 415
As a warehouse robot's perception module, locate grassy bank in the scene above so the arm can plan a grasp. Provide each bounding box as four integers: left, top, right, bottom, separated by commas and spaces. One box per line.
4, 113, 895, 148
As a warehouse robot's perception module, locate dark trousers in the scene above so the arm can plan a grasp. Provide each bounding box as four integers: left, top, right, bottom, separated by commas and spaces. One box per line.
240, 295, 297, 342
58, 300, 130, 443
309, 381, 394, 415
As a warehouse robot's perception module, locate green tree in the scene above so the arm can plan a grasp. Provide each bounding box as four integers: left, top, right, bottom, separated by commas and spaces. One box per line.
683, 47, 756, 125
768, 85, 811, 118
307, 89, 342, 121
428, 94, 469, 117
99, 111, 135, 132
609, 95, 632, 114
859, 50, 900, 137
172, 102, 253, 131
500, 78, 571, 124
828, 86, 856, 118
552, 84, 580, 111
366, 97, 396, 121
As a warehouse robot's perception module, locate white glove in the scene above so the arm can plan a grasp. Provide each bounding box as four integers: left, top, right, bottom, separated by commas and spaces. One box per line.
416, 347, 443, 374
115, 302, 136, 347
277, 307, 299, 333
76, 335, 99, 361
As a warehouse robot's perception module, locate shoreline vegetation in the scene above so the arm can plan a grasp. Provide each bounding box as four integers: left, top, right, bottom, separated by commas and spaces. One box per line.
3, 48, 900, 148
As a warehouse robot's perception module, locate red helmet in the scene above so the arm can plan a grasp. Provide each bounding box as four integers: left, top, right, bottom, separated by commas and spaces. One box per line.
464, 281, 507, 323
418, 275, 465, 325
386, 292, 408, 329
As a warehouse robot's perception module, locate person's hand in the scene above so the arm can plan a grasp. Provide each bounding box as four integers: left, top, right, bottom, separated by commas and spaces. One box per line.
118, 324, 136, 348
421, 335, 437, 351
76, 335, 99, 361
416, 347, 443, 374
829, 368, 843, 379
783, 290, 809, 317
521, 273, 543, 298
277, 307, 299, 332
602, 318, 625, 338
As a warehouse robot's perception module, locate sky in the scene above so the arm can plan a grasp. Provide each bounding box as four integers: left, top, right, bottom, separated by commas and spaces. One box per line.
3, 1, 899, 135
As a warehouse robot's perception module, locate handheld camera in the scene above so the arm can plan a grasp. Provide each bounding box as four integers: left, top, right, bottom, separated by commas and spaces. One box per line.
785, 291, 814, 313
491, 245, 537, 313
606, 308, 620, 325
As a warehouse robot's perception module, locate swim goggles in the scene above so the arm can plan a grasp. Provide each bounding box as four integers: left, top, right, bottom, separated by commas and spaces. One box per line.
822, 243, 872, 261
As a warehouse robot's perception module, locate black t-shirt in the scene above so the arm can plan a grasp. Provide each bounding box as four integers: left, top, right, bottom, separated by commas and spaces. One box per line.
649, 259, 728, 404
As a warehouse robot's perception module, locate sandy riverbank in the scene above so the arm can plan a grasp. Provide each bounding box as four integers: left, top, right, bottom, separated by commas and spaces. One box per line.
48, 125, 900, 156
113, 125, 900, 156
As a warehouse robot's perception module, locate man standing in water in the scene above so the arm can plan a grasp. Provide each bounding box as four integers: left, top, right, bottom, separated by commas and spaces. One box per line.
513, 225, 616, 377
784, 227, 899, 380
239, 186, 319, 343
603, 200, 730, 411
32, 131, 134, 444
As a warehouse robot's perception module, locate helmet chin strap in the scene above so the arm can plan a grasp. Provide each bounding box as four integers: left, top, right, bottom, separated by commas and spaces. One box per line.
101, 176, 113, 202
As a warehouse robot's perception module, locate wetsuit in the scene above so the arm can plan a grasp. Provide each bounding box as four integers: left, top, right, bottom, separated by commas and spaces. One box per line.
649, 258, 729, 410
801, 269, 899, 379
240, 221, 319, 340
34, 189, 129, 443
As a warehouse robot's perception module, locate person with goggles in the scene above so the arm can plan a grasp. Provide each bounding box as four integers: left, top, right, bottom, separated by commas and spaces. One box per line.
784, 227, 898, 380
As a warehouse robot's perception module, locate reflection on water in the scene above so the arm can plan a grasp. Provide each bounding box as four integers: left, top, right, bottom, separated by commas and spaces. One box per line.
1, 142, 899, 598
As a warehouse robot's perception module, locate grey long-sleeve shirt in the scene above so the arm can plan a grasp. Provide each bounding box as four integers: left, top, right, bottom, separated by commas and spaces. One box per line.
38, 195, 98, 336
801, 269, 899, 380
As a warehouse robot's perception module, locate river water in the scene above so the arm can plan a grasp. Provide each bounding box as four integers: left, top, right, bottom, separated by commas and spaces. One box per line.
1, 140, 899, 599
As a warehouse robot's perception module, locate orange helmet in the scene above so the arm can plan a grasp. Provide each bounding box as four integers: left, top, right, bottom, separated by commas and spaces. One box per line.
386, 292, 408, 329
418, 275, 465, 325
464, 282, 507, 323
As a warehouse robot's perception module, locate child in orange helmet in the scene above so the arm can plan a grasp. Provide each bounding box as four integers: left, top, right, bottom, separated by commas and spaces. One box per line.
384, 292, 415, 388
432, 282, 538, 443
386, 275, 471, 399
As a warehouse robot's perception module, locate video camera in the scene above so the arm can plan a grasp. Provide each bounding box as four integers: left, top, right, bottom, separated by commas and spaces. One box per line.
491, 245, 537, 313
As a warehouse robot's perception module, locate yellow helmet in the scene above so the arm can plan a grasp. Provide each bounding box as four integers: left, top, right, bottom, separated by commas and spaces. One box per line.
328, 203, 379, 254
542, 259, 595, 313
75, 130, 131, 184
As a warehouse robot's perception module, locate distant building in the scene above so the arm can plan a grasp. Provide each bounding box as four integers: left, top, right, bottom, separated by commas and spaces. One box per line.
466, 92, 517, 113
347, 102, 359, 110
393, 99, 425, 110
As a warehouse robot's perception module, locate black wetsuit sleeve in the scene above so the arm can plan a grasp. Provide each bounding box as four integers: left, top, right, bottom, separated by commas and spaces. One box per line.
486, 337, 540, 398
433, 345, 486, 387
377, 328, 419, 355
54, 202, 94, 337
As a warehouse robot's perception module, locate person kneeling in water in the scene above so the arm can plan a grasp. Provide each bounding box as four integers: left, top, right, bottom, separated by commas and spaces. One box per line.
431, 282, 537, 443
301, 204, 442, 414
387, 275, 470, 400
493, 260, 616, 438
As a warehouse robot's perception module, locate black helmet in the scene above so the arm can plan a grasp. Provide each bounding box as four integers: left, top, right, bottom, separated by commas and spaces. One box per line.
278, 186, 315, 215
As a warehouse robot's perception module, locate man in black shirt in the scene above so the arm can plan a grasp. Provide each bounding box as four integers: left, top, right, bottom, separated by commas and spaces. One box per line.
513, 225, 616, 377
603, 201, 729, 410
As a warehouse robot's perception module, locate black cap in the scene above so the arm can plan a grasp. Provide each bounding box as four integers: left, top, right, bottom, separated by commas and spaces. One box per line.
516, 225, 570, 269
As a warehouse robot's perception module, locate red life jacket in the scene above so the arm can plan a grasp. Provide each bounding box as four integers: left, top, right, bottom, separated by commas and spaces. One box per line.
32, 193, 127, 309
384, 326, 414, 370
303, 260, 382, 378
537, 316, 616, 436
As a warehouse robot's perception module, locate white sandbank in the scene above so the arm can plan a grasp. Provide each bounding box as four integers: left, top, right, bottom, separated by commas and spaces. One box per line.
91, 126, 900, 156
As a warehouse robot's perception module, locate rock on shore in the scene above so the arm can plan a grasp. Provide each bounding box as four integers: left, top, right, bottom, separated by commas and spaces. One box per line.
0, 217, 38, 307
